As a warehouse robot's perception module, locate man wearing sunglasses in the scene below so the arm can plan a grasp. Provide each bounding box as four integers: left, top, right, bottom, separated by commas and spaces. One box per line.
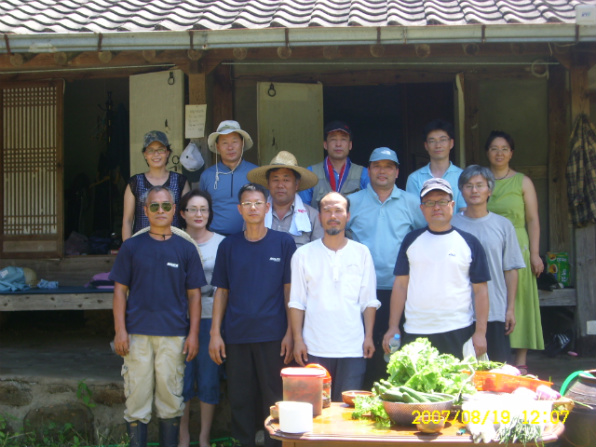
111, 186, 206, 447
209, 183, 296, 447
383, 178, 490, 359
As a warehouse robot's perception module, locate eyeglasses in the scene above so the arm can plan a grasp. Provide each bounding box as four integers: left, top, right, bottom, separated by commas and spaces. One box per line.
148, 202, 173, 212
421, 199, 451, 207
426, 137, 451, 146
240, 201, 266, 208
185, 207, 209, 215
146, 148, 168, 155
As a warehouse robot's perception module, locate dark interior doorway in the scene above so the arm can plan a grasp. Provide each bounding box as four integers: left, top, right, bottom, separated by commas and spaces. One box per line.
323, 83, 454, 190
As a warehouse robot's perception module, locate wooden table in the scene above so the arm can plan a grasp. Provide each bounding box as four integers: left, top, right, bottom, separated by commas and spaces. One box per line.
265, 403, 564, 447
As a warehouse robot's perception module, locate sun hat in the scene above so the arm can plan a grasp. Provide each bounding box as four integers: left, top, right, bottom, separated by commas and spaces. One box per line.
143, 130, 170, 150
369, 147, 399, 165
207, 120, 253, 153
324, 120, 352, 139
247, 151, 318, 191
420, 177, 453, 199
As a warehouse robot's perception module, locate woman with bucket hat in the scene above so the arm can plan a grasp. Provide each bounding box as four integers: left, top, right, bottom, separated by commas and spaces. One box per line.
199, 121, 258, 235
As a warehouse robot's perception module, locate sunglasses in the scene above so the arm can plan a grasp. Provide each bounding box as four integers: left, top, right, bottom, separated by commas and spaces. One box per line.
148, 202, 173, 212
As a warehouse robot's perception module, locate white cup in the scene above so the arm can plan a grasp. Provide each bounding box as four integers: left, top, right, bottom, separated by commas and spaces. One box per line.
278, 401, 313, 433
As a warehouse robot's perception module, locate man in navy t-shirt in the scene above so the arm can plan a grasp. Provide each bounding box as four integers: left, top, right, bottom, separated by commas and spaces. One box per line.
382, 178, 490, 359
210, 183, 296, 447
111, 186, 206, 447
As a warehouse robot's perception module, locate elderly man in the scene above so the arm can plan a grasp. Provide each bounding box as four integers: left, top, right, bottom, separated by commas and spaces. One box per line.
290, 192, 379, 401
299, 121, 369, 209
247, 150, 323, 247
199, 120, 258, 235
452, 165, 525, 363
347, 147, 425, 386
111, 186, 206, 447
406, 119, 466, 212
209, 183, 296, 447
384, 178, 490, 358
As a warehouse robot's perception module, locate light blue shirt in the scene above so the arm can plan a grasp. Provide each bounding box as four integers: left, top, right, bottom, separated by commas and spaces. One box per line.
405, 162, 466, 212
199, 160, 258, 235
298, 161, 370, 207
347, 184, 426, 290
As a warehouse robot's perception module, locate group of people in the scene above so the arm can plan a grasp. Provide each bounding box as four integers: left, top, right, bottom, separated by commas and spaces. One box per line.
111, 118, 544, 447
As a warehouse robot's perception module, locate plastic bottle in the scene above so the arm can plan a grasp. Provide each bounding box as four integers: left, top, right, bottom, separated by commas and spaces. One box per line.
384, 334, 401, 362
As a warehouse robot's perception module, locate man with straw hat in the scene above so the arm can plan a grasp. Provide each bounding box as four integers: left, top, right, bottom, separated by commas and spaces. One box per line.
247, 151, 323, 247
199, 120, 257, 235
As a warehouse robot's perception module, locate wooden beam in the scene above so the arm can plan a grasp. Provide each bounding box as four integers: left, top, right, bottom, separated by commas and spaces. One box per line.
570, 63, 596, 353
547, 65, 570, 253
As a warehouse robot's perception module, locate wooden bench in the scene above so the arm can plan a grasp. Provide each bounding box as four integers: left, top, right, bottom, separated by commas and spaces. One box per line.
1, 255, 116, 311
538, 288, 577, 307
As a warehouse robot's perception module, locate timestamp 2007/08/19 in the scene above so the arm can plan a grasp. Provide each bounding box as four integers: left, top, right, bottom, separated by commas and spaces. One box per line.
411, 409, 570, 425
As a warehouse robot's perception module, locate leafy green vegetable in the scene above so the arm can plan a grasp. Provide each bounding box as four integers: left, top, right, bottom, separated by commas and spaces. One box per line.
351, 395, 390, 426
496, 415, 544, 446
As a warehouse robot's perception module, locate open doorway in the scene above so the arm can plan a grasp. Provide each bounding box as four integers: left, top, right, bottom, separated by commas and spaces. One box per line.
323, 83, 454, 189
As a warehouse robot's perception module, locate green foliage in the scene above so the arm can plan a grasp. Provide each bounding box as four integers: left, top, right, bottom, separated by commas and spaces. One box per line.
77, 380, 96, 409
0, 413, 127, 447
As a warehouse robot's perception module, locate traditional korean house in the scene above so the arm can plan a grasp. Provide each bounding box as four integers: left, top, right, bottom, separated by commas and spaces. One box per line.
0, 1, 595, 349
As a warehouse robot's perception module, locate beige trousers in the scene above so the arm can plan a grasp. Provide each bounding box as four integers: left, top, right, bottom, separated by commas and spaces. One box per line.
122, 334, 186, 423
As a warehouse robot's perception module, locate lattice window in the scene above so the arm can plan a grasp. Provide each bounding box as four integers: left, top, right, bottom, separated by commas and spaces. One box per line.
1, 81, 63, 257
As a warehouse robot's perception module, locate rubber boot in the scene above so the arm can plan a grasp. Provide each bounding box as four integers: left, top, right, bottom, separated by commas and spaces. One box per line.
159, 417, 180, 447
126, 420, 148, 447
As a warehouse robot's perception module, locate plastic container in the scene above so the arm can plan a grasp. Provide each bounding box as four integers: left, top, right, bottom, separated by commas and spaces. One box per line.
472, 370, 553, 393
281, 367, 325, 416
384, 334, 401, 362
278, 401, 313, 433
306, 363, 332, 408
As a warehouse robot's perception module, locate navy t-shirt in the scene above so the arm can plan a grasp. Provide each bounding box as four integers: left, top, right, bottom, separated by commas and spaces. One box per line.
211, 229, 296, 344
110, 233, 207, 336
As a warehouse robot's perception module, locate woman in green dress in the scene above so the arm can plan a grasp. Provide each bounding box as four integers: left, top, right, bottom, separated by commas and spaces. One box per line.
485, 131, 544, 373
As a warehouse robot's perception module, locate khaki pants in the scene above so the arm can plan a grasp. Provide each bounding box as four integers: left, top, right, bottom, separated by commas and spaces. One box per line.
122, 334, 186, 423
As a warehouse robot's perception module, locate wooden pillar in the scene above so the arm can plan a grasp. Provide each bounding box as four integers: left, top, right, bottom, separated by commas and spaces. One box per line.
188, 61, 211, 174
463, 76, 480, 166
547, 65, 570, 252
212, 63, 234, 129
569, 63, 596, 352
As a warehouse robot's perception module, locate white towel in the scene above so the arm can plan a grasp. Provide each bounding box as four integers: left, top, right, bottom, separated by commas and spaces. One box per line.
265, 194, 312, 236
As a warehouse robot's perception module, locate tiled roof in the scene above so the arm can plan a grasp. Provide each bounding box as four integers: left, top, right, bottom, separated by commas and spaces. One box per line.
0, 0, 591, 34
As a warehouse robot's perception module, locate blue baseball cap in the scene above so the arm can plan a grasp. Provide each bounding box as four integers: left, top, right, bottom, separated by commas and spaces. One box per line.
369, 147, 399, 165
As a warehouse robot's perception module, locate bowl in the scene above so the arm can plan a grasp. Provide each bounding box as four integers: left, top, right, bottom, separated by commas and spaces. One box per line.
382, 394, 455, 426
417, 416, 446, 434
342, 390, 374, 407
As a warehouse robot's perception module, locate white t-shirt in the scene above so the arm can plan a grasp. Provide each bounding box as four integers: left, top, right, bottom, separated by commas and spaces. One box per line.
289, 239, 380, 358
197, 232, 225, 318
394, 227, 491, 334
452, 212, 525, 322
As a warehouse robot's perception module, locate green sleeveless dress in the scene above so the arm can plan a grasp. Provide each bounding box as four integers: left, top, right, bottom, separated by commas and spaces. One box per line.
487, 173, 544, 350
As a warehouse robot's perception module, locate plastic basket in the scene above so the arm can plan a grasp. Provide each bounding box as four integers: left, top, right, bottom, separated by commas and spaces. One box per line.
473, 371, 552, 393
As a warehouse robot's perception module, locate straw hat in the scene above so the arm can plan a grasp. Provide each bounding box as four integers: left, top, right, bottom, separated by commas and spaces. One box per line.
247, 151, 318, 191
207, 120, 253, 153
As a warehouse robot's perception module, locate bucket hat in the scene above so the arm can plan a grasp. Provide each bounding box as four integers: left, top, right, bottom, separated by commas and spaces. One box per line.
207, 120, 253, 153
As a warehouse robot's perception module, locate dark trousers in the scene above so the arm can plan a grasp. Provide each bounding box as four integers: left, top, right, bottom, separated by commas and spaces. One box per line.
226, 341, 284, 447
402, 324, 475, 359
486, 321, 511, 363
363, 289, 404, 390
307, 355, 366, 402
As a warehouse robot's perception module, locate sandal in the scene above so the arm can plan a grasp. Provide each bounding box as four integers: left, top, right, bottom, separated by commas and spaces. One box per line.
516, 365, 529, 375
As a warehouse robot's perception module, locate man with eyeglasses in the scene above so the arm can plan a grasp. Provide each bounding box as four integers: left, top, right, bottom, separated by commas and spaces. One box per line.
346, 147, 425, 388
383, 178, 490, 359
406, 119, 466, 212
209, 183, 296, 447
452, 165, 524, 363
247, 150, 323, 247
289, 192, 380, 401
111, 185, 206, 447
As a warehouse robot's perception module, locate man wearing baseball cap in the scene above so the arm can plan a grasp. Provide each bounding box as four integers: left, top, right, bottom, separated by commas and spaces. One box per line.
347, 147, 425, 387
383, 177, 490, 359
247, 151, 323, 247
298, 120, 369, 209
199, 120, 258, 235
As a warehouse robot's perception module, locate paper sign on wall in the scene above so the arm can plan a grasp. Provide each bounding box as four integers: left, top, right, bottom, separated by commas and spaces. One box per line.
185, 104, 207, 138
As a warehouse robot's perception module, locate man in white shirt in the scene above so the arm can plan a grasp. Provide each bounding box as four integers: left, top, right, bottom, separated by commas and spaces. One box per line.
289, 192, 380, 401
